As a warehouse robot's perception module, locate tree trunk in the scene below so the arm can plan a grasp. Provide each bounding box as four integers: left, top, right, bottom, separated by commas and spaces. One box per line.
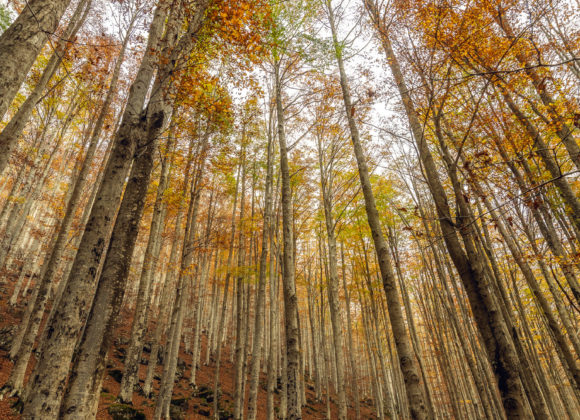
493, 12, 580, 172
2, 25, 130, 398
233, 145, 247, 420
247, 123, 274, 419
212, 162, 241, 419
154, 142, 207, 419
315, 129, 347, 419
60, 100, 170, 417
471, 179, 580, 392
143, 193, 189, 399
327, 2, 430, 418
275, 59, 302, 420
0, 0, 72, 127
266, 221, 279, 420
498, 88, 580, 241
0, 0, 91, 172
340, 244, 360, 418
118, 117, 177, 404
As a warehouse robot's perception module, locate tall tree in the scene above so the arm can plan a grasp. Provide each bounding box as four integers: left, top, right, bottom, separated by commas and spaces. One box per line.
0, 0, 73, 130
324, 1, 431, 418
0, 0, 92, 173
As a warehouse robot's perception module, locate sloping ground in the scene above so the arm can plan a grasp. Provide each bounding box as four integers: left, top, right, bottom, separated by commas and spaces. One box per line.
0, 277, 377, 419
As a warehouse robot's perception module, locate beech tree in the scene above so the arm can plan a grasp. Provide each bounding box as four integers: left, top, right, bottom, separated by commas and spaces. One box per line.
0, 0, 74, 128
0, 0, 578, 419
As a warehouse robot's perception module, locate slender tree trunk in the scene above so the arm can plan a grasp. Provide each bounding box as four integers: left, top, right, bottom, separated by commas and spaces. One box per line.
155, 143, 207, 419
327, 2, 430, 418
0, 96, 79, 269
1, 27, 131, 398
471, 179, 580, 392
491, 133, 580, 307
247, 123, 274, 420
143, 193, 189, 398
9, 241, 39, 306
190, 191, 215, 386
213, 163, 241, 419
340, 244, 360, 418
306, 262, 321, 402
498, 88, 580, 240
60, 94, 171, 417
266, 219, 279, 420
493, 12, 580, 171
234, 145, 247, 420
387, 228, 437, 419
118, 116, 177, 403
315, 131, 347, 419
274, 59, 302, 420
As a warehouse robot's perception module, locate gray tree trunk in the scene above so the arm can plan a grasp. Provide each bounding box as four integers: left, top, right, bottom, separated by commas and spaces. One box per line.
60, 101, 170, 417
316, 129, 347, 419
61, 1, 211, 412
266, 216, 279, 420
247, 116, 274, 420
274, 59, 302, 420
118, 117, 177, 404
341, 244, 360, 419
233, 145, 247, 420
327, 2, 430, 418
0, 0, 91, 172
2, 24, 131, 399
212, 163, 241, 419
154, 138, 208, 419
142, 139, 197, 398
0, 0, 72, 128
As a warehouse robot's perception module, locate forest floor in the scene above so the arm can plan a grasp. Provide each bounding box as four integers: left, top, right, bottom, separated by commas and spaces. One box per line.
0, 276, 377, 419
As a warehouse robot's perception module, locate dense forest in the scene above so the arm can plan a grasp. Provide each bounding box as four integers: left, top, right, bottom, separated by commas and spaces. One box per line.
0, 0, 579, 419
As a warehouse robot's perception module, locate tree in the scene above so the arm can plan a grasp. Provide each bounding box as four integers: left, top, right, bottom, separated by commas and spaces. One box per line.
324, 1, 431, 418
0, 0, 73, 129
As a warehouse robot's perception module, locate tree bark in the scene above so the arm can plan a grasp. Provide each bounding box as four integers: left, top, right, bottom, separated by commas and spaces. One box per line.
154, 140, 208, 419
233, 144, 247, 420
2, 24, 131, 398
275, 58, 302, 420
315, 129, 347, 419
143, 196, 188, 399
327, 2, 430, 418
0, 0, 72, 127
60, 98, 170, 417
212, 163, 241, 419
247, 123, 274, 419
340, 244, 360, 418
0, 0, 91, 172
118, 116, 177, 404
